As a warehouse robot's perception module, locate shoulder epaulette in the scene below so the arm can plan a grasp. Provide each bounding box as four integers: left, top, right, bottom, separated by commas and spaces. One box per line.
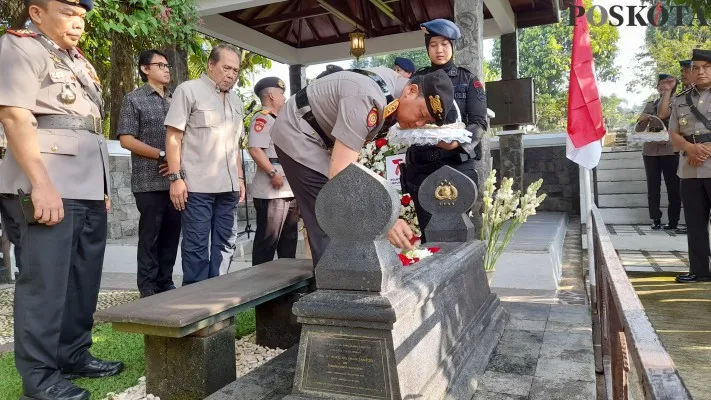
676, 87, 692, 97
458, 66, 473, 75
5, 29, 37, 38
259, 109, 270, 115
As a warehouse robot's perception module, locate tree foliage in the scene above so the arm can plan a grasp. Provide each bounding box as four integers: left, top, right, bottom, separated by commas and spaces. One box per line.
628, 11, 711, 93
488, 1, 620, 131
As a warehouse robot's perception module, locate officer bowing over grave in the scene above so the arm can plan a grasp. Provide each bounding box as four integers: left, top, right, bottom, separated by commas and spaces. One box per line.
669, 49, 711, 284
0, 1, 124, 399
402, 19, 489, 243
248, 77, 300, 266
271, 67, 454, 266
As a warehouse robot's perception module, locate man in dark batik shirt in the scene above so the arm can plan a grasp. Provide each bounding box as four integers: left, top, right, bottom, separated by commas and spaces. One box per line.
118, 49, 181, 298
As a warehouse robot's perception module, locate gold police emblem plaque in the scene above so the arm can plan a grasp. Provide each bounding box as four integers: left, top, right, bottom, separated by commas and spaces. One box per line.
429, 95, 443, 118
434, 179, 458, 205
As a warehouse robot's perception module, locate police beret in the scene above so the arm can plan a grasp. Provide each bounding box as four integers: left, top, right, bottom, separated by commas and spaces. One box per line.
253, 77, 285, 95
421, 19, 461, 41
315, 64, 344, 79
421, 69, 454, 126
394, 57, 415, 74
29, 0, 94, 11
679, 60, 691, 68
658, 73, 675, 81
692, 49, 711, 63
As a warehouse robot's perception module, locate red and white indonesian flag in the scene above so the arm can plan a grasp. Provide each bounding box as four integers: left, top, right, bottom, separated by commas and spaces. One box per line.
566, 0, 606, 170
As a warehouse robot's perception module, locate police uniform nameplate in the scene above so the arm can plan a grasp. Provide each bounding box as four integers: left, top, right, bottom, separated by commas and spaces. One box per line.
301, 331, 389, 399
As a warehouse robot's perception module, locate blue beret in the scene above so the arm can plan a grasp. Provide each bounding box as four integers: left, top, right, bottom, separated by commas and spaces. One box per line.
253, 77, 285, 95
420, 19, 461, 41
33, 0, 94, 11
679, 60, 691, 68
394, 57, 415, 74
421, 69, 454, 126
692, 49, 711, 63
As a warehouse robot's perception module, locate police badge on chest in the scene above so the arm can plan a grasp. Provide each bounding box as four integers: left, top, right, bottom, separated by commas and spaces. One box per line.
50, 70, 77, 105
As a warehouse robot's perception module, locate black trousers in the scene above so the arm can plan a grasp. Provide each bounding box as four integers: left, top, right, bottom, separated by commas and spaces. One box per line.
401, 157, 478, 243
680, 178, 711, 278
7, 198, 106, 394
252, 197, 299, 266
643, 154, 681, 222
134, 191, 181, 293
0, 194, 23, 272
275, 146, 330, 267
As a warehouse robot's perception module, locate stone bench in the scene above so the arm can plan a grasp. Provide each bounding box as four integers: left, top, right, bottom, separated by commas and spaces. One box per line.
94, 259, 314, 400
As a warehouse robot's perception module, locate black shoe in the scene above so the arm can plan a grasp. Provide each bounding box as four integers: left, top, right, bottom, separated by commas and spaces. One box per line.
21, 380, 89, 400
157, 284, 176, 293
62, 358, 124, 380
139, 289, 156, 298
675, 274, 711, 283
663, 222, 678, 230
675, 227, 687, 234
651, 219, 662, 230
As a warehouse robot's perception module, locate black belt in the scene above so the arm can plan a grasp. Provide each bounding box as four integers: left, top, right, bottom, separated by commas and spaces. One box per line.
684, 133, 711, 144
36, 115, 103, 135
295, 89, 334, 149
406, 147, 469, 164
269, 157, 281, 165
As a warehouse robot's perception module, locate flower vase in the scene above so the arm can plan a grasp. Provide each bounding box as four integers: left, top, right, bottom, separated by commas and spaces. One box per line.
486, 270, 494, 285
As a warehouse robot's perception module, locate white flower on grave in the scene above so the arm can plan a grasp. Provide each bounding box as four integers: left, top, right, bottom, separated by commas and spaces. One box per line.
374, 161, 385, 172
380, 144, 390, 153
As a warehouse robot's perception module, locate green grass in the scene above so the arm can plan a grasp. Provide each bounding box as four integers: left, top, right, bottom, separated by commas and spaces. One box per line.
0, 324, 144, 400
0, 310, 257, 400
235, 308, 256, 339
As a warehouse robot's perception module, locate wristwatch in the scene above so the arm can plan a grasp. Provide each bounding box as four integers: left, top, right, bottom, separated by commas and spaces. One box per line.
168, 171, 183, 182
158, 150, 166, 164
268, 169, 277, 178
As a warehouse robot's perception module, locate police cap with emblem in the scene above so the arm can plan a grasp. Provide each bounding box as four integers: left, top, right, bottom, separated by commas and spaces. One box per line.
692, 49, 711, 63
420, 69, 454, 126
26, 0, 93, 11
253, 77, 285, 96
679, 60, 691, 68
420, 19, 461, 46
658, 73, 675, 81
394, 57, 415, 74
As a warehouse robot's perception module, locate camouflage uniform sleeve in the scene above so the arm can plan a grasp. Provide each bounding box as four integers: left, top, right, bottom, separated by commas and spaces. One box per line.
460, 74, 488, 157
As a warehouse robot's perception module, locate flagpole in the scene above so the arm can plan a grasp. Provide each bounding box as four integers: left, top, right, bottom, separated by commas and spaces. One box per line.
582, 166, 595, 289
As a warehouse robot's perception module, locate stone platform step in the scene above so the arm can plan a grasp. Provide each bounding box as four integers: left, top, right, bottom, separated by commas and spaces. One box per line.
596, 157, 644, 170
490, 212, 568, 291
596, 168, 646, 182
598, 208, 686, 225
600, 150, 643, 160
599, 193, 676, 208
597, 180, 666, 195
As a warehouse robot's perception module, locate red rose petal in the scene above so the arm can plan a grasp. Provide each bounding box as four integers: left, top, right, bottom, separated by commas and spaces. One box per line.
428, 247, 441, 254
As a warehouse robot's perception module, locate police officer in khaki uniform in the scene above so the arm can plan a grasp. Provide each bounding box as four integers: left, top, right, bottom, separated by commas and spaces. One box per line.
248, 77, 299, 266
679, 60, 693, 91
635, 74, 683, 233
669, 49, 711, 283
271, 67, 454, 265
0, 1, 123, 399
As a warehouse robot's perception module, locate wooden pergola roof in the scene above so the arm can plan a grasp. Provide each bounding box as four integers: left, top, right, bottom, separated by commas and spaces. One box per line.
197, 0, 560, 65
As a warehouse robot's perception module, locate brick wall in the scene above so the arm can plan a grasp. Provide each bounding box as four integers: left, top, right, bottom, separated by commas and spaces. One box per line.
492, 145, 580, 215
107, 150, 258, 241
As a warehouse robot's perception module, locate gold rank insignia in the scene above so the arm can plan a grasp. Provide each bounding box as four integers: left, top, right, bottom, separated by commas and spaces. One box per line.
383, 100, 399, 120
259, 109, 271, 115
6, 29, 37, 38
429, 95, 444, 118
435, 180, 458, 204
367, 107, 378, 128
